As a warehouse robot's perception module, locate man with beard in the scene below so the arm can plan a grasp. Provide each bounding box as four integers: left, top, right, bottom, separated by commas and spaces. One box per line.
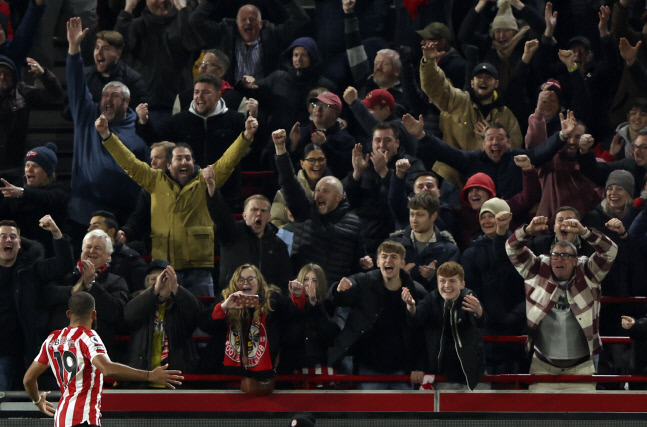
136, 72, 246, 209
83, 31, 148, 107
66, 18, 149, 241
419, 40, 522, 188
174, 49, 243, 113
97, 112, 258, 297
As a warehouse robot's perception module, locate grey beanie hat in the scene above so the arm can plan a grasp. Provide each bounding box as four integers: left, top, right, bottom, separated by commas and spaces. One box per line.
606, 170, 635, 196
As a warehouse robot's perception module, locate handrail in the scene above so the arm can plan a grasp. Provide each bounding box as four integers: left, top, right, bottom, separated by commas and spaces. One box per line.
113, 334, 634, 344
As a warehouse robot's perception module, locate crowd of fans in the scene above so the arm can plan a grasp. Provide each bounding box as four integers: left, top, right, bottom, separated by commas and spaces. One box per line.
2, 0, 647, 393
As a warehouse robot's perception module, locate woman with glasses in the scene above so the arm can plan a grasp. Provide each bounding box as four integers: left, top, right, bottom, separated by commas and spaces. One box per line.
198, 264, 283, 385
270, 143, 331, 228
277, 264, 339, 378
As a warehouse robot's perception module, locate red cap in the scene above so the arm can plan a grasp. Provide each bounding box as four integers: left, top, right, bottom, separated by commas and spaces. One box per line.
310, 91, 342, 111
361, 89, 396, 110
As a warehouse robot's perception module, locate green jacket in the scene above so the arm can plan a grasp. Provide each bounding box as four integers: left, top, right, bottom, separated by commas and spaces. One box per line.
103, 132, 251, 270
420, 58, 522, 188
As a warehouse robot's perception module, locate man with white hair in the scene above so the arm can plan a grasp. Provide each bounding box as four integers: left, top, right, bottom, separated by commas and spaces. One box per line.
43, 229, 129, 355
343, 0, 409, 115
66, 18, 149, 240
189, 0, 310, 83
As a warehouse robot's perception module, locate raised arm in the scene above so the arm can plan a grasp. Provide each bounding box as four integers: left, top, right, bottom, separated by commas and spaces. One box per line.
273, 128, 312, 221
343, 0, 371, 85
210, 116, 257, 187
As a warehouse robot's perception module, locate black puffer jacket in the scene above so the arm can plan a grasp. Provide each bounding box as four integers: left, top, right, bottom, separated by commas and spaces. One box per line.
276, 152, 367, 285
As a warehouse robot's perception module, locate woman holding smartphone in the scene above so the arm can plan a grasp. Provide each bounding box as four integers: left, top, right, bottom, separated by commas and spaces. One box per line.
199, 264, 283, 394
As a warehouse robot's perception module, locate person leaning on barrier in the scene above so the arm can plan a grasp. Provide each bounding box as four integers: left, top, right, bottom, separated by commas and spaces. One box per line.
123, 259, 199, 387
278, 264, 340, 375
197, 264, 283, 389
402, 261, 485, 391
505, 215, 618, 391
327, 240, 427, 390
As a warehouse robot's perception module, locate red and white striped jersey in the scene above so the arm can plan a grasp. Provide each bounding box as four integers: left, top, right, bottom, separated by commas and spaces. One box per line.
36, 326, 107, 427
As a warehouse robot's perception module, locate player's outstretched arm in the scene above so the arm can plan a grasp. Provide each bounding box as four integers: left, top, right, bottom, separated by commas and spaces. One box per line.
92, 355, 184, 389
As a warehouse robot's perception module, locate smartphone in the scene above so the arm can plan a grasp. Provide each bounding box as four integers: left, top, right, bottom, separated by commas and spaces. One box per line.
237, 294, 259, 308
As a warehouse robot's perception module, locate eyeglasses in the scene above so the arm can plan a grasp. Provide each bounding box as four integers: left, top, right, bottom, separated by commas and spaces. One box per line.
303, 157, 326, 164
550, 252, 575, 260
310, 101, 335, 110
632, 144, 647, 151
198, 61, 222, 69
237, 276, 258, 284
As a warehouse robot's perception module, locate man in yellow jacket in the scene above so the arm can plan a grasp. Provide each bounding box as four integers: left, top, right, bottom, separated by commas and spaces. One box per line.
420, 41, 522, 189
95, 114, 257, 296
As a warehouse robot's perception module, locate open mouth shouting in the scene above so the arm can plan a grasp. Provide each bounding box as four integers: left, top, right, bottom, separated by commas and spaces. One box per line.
3, 243, 14, 256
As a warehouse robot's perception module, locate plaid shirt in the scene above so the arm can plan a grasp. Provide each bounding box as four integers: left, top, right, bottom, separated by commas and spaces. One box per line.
505, 226, 617, 355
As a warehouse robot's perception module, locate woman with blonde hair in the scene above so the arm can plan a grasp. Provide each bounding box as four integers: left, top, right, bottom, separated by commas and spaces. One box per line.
198, 264, 283, 391
278, 263, 339, 376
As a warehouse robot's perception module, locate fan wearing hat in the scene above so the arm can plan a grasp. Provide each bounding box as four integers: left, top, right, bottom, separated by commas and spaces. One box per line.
419, 36, 523, 189
457, 0, 544, 94
122, 259, 200, 384
0, 142, 70, 256
460, 200, 527, 375
342, 86, 419, 156
582, 170, 635, 232
450, 154, 540, 251
415, 22, 466, 90
288, 91, 355, 179
238, 37, 336, 142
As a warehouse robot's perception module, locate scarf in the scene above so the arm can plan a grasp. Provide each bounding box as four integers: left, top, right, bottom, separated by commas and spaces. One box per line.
75, 260, 110, 278
492, 26, 530, 60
